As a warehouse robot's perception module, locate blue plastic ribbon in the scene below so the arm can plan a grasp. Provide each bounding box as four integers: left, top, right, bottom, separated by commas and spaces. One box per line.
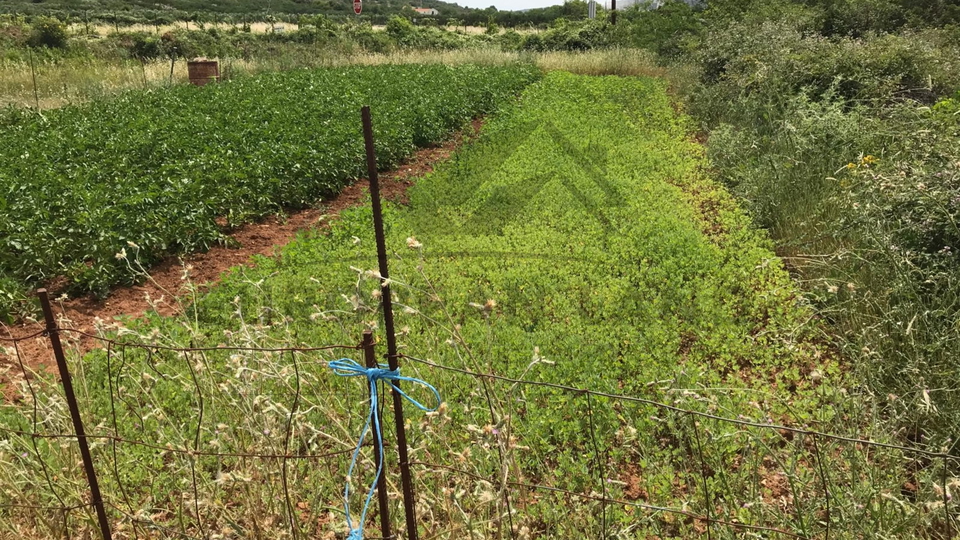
328, 358, 441, 540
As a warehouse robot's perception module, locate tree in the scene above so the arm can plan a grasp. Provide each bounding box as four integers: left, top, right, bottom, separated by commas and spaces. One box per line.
485, 15, 500, 34
399, 6, 417, 21
386, 15, 418, 46
623, 0, 702, 57
131, 34, 163, 60
561, 0, 589, 20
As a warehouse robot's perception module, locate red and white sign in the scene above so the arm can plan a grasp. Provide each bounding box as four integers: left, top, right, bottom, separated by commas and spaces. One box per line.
353, 0, 362, 14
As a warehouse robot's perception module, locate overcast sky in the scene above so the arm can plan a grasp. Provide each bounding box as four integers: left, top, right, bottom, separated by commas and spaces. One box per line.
453, 1, 563, 10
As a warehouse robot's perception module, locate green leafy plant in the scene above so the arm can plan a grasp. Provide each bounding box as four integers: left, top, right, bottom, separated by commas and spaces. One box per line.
26, 16, 67, 49
0, 63, 540, 315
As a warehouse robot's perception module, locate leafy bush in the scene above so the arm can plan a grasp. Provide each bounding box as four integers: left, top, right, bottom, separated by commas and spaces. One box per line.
385, 15, 417, 47
129, 33, 164, 60
382, 16, 474, 50
705, 93, 869, 234
342, 21, 392, 53
809, 107, 960, 445
519, 18, 610, 52
692, 10, 960, 448
618, 0, 703, 58
27, 16, 67, 48
694, 21, 960, 110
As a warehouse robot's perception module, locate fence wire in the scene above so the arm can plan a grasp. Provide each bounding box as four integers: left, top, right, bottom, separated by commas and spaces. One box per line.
400, 352, 960, 540
400, 353, 960, 463
2, 326, 958, 539
0, 326, 383, 540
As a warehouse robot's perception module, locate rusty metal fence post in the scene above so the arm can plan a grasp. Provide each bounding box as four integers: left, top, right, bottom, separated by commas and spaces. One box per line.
28, 47, 40, 111
363, 330, 394, 540
37, 289, 113, 540
361, 106, 419, 540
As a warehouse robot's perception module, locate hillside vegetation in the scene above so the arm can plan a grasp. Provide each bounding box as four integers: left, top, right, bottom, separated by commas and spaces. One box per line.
0, 0, 474, 21
0, 0, 592, 27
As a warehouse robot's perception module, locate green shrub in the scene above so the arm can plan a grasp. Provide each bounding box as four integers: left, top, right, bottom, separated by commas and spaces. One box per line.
618, 0, 703, 58
495, 28, 523, 50
518, 18, 610, 52
129, 33, 164, 61
691, 11, 960, 448
385, 15, 417, 47
815, 106, 960, 446
27, 16, 67, 49
343, 21, 392, 53
519, 32, 544, 52
694, 21, 960, 115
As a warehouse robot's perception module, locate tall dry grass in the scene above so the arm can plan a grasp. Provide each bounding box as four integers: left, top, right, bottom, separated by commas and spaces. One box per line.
0, 57, 189, 109
0, 48, 674, 110
70, 22, 302, 36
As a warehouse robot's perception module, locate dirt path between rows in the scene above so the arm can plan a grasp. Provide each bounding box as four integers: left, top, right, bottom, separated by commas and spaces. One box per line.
0, 120, 482, 387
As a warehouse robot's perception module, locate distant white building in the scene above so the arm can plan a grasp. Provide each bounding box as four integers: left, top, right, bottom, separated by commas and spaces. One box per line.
413, 7, 439, 16
618, 0, 701, 8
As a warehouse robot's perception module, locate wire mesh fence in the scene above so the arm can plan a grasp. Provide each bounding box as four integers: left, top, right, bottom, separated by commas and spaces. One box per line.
0, 310, 388, 540
4, 315, 958, 540
396, 352, 960, 539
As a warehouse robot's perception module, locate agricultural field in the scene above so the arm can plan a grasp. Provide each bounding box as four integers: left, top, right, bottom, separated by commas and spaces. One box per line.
2, 0, 960, 537
0, 63, 540, 320
2, 72, 949, 539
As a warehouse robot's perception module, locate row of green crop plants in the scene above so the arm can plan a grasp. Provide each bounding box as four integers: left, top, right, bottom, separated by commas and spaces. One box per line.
2, 72, 946, 539
0, 63, 540, 321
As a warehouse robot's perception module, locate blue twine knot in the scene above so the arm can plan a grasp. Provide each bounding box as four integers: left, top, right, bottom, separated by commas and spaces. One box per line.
329, 358, 441, 540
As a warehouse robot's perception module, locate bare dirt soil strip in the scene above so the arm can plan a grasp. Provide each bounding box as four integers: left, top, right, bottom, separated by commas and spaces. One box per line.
0, 120, 482, 387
